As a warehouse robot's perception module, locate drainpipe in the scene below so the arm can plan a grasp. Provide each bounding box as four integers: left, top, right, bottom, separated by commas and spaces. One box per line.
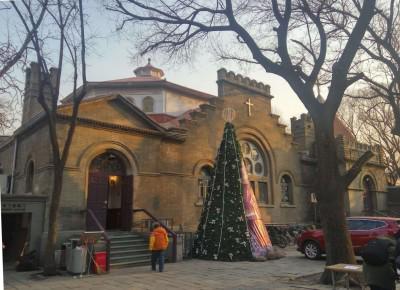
9, 137, 18, 194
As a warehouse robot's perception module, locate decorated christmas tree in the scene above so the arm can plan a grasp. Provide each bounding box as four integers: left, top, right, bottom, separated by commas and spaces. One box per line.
193, 122, 252, 261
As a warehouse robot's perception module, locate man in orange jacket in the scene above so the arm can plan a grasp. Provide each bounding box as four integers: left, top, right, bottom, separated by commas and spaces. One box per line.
149, 222, 169, 272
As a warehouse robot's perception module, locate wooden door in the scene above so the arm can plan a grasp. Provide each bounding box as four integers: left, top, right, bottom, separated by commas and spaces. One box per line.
121, 175, 133, 231
87, 172, 109, 230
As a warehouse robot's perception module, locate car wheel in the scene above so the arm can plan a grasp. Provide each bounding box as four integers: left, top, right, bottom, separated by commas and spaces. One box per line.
303, 241, 321, 260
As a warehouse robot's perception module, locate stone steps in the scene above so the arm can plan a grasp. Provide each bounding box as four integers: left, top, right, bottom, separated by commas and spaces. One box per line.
108, 231, 150, 269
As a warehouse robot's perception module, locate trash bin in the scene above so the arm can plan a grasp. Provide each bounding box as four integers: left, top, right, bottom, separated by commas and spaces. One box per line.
67, 246, 87, 275
94, 251, 107, 274
65, 242, 72, 272
54, 250, 62, 268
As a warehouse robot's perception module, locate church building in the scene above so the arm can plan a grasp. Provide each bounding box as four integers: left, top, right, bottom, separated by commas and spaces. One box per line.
0, 60, 387, 261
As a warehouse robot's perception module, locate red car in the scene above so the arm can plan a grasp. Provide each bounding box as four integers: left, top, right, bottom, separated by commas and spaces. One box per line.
296, 216, 400, 259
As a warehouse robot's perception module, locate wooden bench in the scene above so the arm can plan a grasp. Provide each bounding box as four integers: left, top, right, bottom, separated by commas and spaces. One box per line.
325, 263, 365, 290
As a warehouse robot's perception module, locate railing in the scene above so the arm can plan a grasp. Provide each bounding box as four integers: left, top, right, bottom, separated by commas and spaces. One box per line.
86, 209, 111, 273
181, 232, 194, 259
133, 208, 177, 262
373, 209, 400, 218
134, 218, 174, 233
372, 210, 388, 217
390, 209, 400, 217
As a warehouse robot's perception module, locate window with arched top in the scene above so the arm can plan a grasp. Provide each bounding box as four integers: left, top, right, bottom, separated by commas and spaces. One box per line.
240, 140, 271, 204
197, 166, 213, 204
25, 161, 34, 193
362, 175, 376, 213
280, 174, 293, 204
142, 96, 154, 113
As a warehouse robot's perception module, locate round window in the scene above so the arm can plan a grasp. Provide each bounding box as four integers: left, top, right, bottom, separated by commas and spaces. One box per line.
251, 149, 259, 161
239, 140, 267, 177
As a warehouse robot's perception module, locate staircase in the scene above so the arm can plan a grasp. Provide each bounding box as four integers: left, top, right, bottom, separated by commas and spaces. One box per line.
109, 231, 150, 268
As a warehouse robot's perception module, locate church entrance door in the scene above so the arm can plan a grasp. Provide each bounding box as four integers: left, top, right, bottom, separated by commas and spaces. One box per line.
87, 152, 133, 231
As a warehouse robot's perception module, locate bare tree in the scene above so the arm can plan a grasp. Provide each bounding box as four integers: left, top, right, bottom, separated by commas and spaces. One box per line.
328, 0, 400, 136
107, 0, 376, 282
337, 97, 362, 140
0, 1, 48, 131
339, 96, 400, 185
5, 0, 88, 275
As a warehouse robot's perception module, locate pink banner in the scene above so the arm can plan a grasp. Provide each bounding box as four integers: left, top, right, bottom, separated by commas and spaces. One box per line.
241, 160, 272, 258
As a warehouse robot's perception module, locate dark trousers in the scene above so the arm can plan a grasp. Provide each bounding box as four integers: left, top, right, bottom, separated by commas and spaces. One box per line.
151, 250, 164, 272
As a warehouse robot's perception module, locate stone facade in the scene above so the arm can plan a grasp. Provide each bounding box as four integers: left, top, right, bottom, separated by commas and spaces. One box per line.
0, 62, 387, 257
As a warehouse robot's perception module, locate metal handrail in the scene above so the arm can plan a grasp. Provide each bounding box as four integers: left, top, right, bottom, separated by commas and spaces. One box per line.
86, 209, 111, 273
133, 208, 177, 262
371, 209, 400, 218
389, 209, 400, 217
372, 210, 388, 217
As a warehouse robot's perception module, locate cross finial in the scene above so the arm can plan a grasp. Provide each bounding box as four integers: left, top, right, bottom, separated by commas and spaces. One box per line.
245, 98, 254, 116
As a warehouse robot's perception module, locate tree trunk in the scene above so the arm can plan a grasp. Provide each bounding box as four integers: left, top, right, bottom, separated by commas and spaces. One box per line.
43, 164, 64, 275
313, 118, 356, 284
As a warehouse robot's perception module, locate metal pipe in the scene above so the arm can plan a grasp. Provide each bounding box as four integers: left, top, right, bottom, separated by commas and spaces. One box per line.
9, 137, 18, 194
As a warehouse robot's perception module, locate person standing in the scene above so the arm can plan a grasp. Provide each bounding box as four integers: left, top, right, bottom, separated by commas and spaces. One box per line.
362, 235, 397, 290
149, 222, 169, 272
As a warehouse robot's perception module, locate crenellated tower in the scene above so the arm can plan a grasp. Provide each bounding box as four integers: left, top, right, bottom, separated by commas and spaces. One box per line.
290, 113, 315, 153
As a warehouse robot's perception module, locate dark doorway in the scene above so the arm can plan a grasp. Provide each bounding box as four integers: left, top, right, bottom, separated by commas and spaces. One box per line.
363, 175, 376, 215
2, 213, 31, 263
86, 152, 133, 231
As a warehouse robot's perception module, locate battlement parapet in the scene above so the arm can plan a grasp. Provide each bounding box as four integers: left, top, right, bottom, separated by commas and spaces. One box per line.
337, 135, 382, 153
217, 68, 271, 97
336, 135, 384, 165
290, 113, 312, 123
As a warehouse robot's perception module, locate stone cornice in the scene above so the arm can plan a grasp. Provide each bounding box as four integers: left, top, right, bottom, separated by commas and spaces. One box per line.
1, 194, 48, 202
57, 114, 186, 142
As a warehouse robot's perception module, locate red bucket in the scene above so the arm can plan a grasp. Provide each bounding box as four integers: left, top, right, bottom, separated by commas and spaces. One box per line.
94, 251, 107, 274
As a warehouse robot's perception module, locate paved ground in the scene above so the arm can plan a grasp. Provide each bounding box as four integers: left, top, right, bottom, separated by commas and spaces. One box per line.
0, 248, 384, 290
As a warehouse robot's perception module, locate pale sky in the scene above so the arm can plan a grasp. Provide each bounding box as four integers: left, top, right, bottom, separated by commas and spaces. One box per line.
77, 1, 307, 128
83, 42, 307, 127
1, 1, 307, 130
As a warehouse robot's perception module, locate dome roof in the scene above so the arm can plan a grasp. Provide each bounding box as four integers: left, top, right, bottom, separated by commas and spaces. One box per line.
133, 58, 165, 79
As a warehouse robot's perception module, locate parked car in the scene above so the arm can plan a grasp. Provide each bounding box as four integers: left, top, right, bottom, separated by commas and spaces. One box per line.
296, 216, 400, 259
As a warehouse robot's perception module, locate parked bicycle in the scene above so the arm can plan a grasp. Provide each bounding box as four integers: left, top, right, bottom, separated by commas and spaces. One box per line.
266, 224, 314, 248
266, 225, 289, 248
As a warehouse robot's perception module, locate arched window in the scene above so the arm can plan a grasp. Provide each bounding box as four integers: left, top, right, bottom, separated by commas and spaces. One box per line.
280, 175, 293, 204
25, 161, 34, 193
240, 140, 270, 204
142, 96, 154, 113
89, 152, 126, 175
197, 166, 212, 204
362, 175, 376, 213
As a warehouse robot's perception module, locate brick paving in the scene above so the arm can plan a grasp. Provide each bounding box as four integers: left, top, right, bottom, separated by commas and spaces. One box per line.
2, 248, 392, 290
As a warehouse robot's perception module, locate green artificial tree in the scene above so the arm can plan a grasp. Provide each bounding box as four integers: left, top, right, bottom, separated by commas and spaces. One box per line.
193, 122, 252, 261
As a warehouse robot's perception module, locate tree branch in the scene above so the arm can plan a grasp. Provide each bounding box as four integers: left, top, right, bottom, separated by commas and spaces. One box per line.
343, 150, 374, 187
326, 0, 376, 118
0, 0, 48, 78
